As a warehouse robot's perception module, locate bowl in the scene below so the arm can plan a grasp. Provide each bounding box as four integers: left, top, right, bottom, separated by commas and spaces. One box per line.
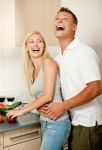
0, 97, 5, 102
7, 97, 15, 102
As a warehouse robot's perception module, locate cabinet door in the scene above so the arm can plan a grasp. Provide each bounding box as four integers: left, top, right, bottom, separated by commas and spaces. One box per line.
0, 134, 3, 150
4, 138, 41, 150
15, 0, 60, 46
4, 126, 40, 147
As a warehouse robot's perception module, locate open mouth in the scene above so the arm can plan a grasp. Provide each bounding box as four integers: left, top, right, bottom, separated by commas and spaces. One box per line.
32, 49, 40, 52
56, 26, 65, 31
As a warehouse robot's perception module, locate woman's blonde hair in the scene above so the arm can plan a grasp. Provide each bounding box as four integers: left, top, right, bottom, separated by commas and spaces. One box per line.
22, 31, 49, 91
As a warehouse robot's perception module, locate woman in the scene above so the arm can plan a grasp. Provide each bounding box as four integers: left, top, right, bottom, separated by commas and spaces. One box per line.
7, 31, 71, 150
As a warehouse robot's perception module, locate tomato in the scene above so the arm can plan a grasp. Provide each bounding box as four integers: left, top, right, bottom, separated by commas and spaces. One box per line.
0, 115, 3, 123
6, 116, 17, 123
0, 103, 5, 108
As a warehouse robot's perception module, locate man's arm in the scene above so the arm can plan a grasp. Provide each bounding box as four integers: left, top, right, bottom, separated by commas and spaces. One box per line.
42, 80, 102, 120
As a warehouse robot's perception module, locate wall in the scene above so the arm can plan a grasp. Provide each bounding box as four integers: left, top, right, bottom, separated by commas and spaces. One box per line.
0, 0, 15, 48
0, 47, 31, 103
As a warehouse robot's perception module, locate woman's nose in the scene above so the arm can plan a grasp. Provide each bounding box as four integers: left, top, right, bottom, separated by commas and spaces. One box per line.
33, 42, 38, 46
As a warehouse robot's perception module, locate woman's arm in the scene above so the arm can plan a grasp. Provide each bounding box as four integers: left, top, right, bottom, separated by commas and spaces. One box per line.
7, 58, 59, 117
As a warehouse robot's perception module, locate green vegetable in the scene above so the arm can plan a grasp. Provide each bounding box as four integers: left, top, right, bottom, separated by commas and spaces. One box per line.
0, 101, 22, 113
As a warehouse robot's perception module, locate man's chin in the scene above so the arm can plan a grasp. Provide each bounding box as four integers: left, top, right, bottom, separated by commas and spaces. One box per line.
55, 34, 65, 40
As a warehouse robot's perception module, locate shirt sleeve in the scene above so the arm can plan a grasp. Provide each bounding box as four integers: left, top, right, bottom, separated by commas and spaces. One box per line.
77, 48, 101, 84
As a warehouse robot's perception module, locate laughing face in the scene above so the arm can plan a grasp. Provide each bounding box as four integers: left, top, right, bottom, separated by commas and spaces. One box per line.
27, 34, 45, 59
54, 11, 77, 39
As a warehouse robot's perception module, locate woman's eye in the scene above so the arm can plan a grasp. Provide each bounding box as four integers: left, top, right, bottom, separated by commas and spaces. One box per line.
29, 40, 34, 44
38, 40, 43, 43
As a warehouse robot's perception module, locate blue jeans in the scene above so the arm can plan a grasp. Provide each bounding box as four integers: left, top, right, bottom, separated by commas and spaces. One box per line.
40, 118, 71, 150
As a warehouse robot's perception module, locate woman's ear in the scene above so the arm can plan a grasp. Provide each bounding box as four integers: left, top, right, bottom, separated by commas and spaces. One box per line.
25, 45, 29, 51
25, 48, 29, 52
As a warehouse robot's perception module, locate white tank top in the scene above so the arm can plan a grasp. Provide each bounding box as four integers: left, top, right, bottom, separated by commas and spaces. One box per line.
31, 67, 68, 121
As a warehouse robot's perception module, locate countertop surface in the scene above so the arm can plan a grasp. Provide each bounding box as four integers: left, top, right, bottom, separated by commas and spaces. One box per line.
0, 113, 40, 134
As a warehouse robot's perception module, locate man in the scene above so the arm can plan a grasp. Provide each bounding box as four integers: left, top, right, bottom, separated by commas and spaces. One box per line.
39, 7, 102, 150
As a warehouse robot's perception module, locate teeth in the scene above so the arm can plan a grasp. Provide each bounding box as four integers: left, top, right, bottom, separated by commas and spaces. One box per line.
56, 26, 64, 31
57, 25, 63, 28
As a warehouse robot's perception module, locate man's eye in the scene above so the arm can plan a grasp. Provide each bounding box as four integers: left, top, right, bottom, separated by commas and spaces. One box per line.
55, 17, 59, 21
63, 18, 68, 20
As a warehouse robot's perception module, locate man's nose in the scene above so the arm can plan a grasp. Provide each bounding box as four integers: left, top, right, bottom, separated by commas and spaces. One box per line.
58, 18, 63, 23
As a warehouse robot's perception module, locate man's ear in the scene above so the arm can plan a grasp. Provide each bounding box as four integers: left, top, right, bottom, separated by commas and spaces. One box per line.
72, 24, 77, 31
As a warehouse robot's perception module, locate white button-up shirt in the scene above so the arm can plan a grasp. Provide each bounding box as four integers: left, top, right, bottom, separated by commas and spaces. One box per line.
56, 38, 102, 127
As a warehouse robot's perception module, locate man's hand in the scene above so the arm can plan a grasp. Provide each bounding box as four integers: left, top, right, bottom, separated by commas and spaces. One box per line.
43, 102, 65, 120
37, 104, 50, 117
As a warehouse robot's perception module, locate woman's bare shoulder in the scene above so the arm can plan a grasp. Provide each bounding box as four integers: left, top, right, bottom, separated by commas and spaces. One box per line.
43, 57, 59, 72
44, 57, 58, 67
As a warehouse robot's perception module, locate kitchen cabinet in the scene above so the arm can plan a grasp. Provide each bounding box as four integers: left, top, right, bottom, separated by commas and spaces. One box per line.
0, 125, 41, 150
0, 134, 3, 150
0, 0, 60, 48
15, 0, 60, 46
0, 113, 67, 150
0, 113, 41, 150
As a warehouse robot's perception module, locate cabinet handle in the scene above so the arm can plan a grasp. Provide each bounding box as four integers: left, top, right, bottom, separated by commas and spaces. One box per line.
10, 130, 40, 140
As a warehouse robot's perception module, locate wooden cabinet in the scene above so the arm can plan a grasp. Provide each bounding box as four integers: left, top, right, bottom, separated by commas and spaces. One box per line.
4, 139, 40, 150
0, 125, 41, 150
0, 134, 3, 150
15, 0, 60, 46
0, 0, 60, 48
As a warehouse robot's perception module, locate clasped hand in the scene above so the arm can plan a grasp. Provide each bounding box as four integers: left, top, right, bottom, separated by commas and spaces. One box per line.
38, 102, 65, 120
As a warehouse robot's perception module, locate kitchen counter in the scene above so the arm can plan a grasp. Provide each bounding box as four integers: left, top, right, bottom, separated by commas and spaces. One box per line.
0, 113, 40, 133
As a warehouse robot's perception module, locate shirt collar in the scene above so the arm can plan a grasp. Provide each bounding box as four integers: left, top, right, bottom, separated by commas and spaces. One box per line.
58, 38, 80, 56
65, 38, 79, 51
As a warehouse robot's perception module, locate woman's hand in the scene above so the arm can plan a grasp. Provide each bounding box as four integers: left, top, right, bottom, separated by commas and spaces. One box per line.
37, 103, 50, 117
7, 109, 24, 118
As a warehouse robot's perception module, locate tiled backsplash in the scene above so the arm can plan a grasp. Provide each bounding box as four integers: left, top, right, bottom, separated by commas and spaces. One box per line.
0, 46, 59, 103
0, 47, 32, 103
0, 45, 102, 103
